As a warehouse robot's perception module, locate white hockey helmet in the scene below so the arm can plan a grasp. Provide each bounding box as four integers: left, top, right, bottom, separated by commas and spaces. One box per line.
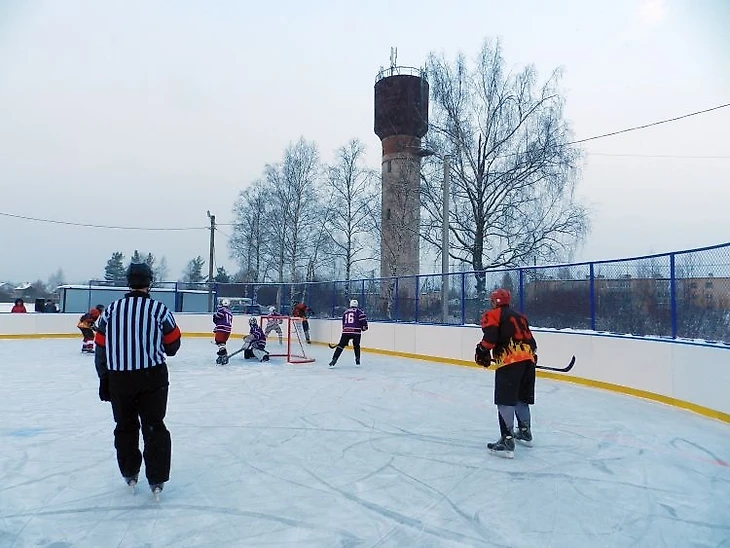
268, 306, 276, 313
349, 299, 358, 308
220, 298, 230, 307
248, 316, 258, 327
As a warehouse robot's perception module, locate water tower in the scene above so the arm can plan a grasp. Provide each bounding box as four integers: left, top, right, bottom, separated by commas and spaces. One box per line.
374, 49, 429, 292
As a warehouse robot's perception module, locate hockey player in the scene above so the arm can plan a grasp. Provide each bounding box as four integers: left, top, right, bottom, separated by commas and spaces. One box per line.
328, 299, 368, 368
475, 288, 537, 459
213, 299, 233, 365
77, 304, 105, 353
242, 316, 270, 362
264, 306, 284, 345
291, 301, 312, 344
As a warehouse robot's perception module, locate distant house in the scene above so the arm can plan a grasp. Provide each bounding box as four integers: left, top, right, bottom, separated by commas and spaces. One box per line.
13, 282, 37, 301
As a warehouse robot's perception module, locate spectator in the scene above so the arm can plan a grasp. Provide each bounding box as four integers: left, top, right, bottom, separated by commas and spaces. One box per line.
44, 300, 58, 313
11, 298, 27, 313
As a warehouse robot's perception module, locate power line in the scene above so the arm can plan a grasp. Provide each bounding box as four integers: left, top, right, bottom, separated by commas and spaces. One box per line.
215, 226, 233, 239
2, 103, 728, 233
568, 102, 730, 145
0, 211, 207, 231
586, 152, 730, 159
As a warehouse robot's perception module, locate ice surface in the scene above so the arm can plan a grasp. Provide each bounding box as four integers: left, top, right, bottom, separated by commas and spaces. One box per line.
1, 338, 729, 547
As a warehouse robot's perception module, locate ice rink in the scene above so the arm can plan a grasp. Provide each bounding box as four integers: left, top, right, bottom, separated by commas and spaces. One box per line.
1, 337, 729, 548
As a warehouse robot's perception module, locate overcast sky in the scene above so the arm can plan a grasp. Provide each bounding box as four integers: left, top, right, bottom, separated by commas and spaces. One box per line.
1, 0, 729, 283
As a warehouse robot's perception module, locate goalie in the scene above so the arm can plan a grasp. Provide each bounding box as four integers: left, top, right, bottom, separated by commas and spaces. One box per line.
241, 316, 270, 362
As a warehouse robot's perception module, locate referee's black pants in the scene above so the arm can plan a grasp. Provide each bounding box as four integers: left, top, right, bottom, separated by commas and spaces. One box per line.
108, 364, 171, 485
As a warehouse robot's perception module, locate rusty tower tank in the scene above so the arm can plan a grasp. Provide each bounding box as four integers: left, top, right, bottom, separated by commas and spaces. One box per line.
374, 60, 429, 292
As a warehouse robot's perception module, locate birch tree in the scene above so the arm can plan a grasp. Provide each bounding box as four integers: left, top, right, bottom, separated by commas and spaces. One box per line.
323, 139, 379, 283
423, 39, 589, 297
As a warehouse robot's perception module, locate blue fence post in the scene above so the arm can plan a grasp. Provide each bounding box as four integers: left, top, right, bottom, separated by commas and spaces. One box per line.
461, 272, 466, 325
670, 253, 677, 339
518, 268, 525, 313
589, 263, 596, 331
415, 276, 420, 323
361, 279, 365, 312
331, 281, 336, 318
394, 278, 399, 322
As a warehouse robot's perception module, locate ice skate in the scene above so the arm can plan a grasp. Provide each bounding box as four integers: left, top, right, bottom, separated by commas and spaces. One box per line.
355, 360, 360, 367
328, 360, 336, 368
487, 435, 515, 459
150, 483, 164, 501
124, 475, 138, 494
514, 425, 533, 447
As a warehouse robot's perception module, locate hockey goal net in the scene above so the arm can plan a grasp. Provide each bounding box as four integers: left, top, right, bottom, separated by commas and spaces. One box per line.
260, 315, 315, 364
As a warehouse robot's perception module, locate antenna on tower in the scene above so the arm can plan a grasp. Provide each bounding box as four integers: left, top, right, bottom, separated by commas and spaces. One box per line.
390, 47, 398, 69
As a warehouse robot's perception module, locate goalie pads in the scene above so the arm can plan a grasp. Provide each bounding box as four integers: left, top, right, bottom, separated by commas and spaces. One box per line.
475, 344, 491, 367
244, 347, 270, 361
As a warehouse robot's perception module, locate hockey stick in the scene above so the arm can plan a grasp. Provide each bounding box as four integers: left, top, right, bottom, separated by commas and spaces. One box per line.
535, 356, 575, 373
328, 342, 338, 349
227, 347, 247, 359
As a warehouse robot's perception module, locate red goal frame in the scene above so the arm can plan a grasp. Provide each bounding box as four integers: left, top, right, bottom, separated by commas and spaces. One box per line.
260, 315, 315, 364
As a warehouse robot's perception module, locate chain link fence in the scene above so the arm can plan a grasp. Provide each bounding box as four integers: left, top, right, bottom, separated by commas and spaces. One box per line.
84, 243, 730, 344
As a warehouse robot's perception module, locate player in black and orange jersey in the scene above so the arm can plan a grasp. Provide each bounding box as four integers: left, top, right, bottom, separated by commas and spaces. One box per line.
475, 288, 537, 458
77, 304, 105, 353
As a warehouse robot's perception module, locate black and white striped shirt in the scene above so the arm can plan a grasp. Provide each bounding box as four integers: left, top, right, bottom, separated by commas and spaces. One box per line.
94, 291, 181, 375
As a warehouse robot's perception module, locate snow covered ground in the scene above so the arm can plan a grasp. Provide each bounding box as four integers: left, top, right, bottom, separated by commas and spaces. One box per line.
1, 338, 728, 547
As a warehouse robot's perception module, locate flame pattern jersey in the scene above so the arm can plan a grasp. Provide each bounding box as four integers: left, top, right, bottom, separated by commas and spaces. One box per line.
479, 306, 537, 368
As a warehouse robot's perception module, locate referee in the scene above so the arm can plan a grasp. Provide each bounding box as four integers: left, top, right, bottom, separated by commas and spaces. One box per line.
94, 262, 181, 498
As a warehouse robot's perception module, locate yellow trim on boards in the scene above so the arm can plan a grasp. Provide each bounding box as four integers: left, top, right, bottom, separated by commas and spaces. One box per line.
356, 346, 730, 425
2, 333, 728, 424
0, 333, 79, 340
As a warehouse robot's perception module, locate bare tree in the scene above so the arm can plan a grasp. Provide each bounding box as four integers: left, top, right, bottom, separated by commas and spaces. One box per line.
229, 137, 323, 307
305, 200, 337, 282
229, 182, 269, 282
47, 268, 65, 291
323, 139, 379, 283
423, 39, 589, 297
267, 137, 321, 283
154, 256, 169, 282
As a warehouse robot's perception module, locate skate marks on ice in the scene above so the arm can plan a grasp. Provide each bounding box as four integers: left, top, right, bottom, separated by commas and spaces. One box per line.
1, 339, 730, 546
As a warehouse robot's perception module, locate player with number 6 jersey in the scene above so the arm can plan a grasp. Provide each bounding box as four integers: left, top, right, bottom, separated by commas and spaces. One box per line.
476, 288, 537, 459
328, 300, 368, 368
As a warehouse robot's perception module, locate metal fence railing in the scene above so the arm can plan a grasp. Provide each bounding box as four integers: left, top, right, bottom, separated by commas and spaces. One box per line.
83, 242, 730, 345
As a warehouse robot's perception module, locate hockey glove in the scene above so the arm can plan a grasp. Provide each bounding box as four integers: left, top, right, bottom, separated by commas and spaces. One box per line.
98, 376, 111, 402
475, 344, 491, 367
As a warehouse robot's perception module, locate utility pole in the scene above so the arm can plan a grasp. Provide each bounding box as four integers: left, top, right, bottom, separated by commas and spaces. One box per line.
207, 210, 215, 313
442, 156, 451, 324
